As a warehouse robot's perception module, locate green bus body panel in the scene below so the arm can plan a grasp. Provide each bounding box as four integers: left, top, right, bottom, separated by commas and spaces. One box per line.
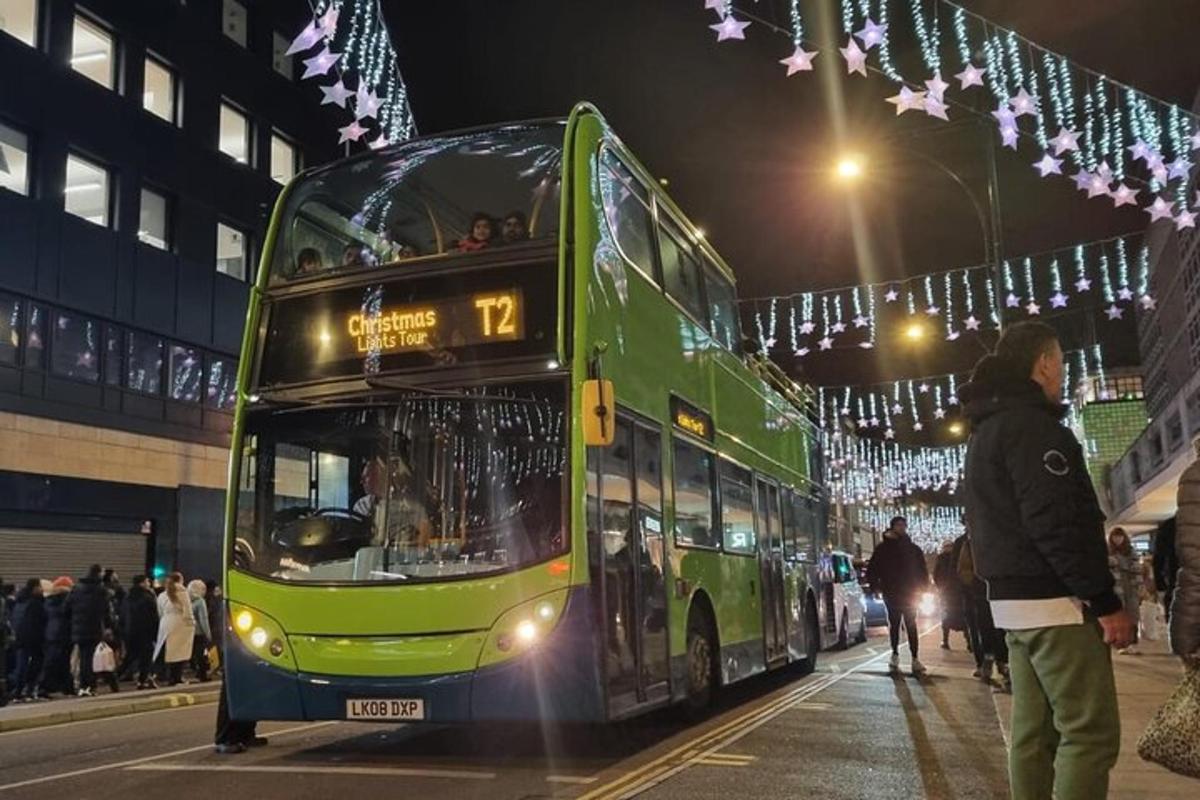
225, 104, 821, 691
227, 567, 571, 639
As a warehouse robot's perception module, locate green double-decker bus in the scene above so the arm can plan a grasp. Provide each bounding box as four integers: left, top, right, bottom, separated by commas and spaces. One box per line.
224, 104, 829, 724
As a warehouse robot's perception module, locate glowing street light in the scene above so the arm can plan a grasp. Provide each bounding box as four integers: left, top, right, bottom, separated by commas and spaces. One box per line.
903, 321, 927, 342
835, 154, 865, 181
948, 421, 965, 436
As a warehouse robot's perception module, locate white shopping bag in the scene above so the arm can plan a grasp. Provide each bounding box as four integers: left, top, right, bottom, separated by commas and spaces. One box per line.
1139, 600, 1161, 642
92, 641, 116, 673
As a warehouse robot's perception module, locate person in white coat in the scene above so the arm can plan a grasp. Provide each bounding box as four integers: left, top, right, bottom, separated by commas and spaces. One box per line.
154, 572, 195, 685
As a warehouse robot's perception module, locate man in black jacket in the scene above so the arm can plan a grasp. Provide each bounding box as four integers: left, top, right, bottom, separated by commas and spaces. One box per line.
122, 575, 159, 689
866, 517, 930, 675
67, 564, 113, 697
961, 321, 1134, 800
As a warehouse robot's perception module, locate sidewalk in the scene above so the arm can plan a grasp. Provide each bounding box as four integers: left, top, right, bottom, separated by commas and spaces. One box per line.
0, 682, 220, 732
992, 633, 1197, 798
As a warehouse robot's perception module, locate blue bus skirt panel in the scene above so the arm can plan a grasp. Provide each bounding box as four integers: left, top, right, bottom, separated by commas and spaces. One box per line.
225, 585, 606, 723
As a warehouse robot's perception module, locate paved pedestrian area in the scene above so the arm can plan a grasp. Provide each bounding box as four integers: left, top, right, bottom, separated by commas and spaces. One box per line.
1, 627, 1193, 798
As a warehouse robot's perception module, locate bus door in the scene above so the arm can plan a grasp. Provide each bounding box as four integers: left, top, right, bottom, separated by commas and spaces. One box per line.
756, 478, 788, 664
591, 416, 671, 716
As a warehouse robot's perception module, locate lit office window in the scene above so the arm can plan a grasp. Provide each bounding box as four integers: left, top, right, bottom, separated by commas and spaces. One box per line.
64, 153, 111, 227
168, 344, 202, 403
0, 293, 20, 365
143, 56, 177, 124
222, 0, 247, 47
219, 102, 250, 163
70, 15, 115, 90
216, 223, 248, 280
272, 32, 293, 78
126, 331, 163, 394
0, 0, 38, 47
0, 122, 29, 195
51, 310, 100, 383
138, 188, 170, 250
206, 355, 238, 410
270, 134, 297, 184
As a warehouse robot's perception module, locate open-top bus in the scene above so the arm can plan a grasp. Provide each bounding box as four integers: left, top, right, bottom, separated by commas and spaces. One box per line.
224, 103, 829, 724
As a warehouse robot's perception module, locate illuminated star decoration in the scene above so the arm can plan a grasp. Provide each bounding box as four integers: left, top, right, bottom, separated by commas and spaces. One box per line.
946, 330, 961, 341
794, 347, 810, 357
1025, 300, 1041, 315
710, 14, 751, 41
1005, 293, 1021, 308
703, 0, 725, 11
852, 314, 868, 328
799, 320, 816, 335
934, 408, 946, 419
924, 94, 949, 121
887, 87, 927, 115
918, 383, 930, 393
925, 73, 949, 100
354, 84, 384, 120
831, 321, 847, 334
840, 38, 868, 77
858, 419, 869, 429
1049, 128, 1081, 155
891, 403, 904, 415
1086, 173, 1111, 199
1049, 291, 1068, 309
1146, 196, 1176, 222
913, 422, 924, 432
925, 305, 940, 316
884, 287, 899, 302
1096, 161, 1115, 182
286, 20, 323, 56
1168, 158, 1192, 181
955, 63, 985, 89
301, 46, 341, 80
319, 79, 354, 108
885, 429, 895, 440
1117, 287, 1134, 301
999, 125, 1019, 150
855, 18, 888, 49
318, 6, 340, 39
1074, 276, 1092, 292
1105, 304, 1123, 321
1009, 88, 1040, 117
992, 104, 1016, 128
858, 341, 874, 349
963, 315, 981, 331
1128, 139, 1152, 163
1140, 295, 1157, 310
368, 134, 390, 151
1033, 153, 1063, 177
1109, 183, 1139, 207
1071, 171, 1094, 192
780, 45, 818, 75
947, 394, 959, 406
1176, 209, 1198, 230
337, 120, 368, 144
818, 336, 834, 351
1192, 129, 1200, 151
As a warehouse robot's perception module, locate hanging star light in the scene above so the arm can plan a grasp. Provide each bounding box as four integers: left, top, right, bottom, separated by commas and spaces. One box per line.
1049, 291, 1068, 308
1140, 295, 1157, 310
354, 84, 384, 120
913, 422, 925, 431
885, 288, 899, 302
886, 87, 927, 114
286, 20, 323, 56
831, 321, 847, 334
858, 341, 875, 349
367, 134, 390, 150
799, 320, 816, 335
1074, 276, 1092, 292
963, 315, 981, 330
954, 63, 985, 89
795, 346, 811, 356
925, 305, 940, 316
1128, 139, 1152, 163
925, 73, 949, 100
1168, 158, 1192, 181
818, 336, 834, 350
852, 314, 868, 328
934, 408, 947, 419
991, 104, 1017, 127
1000, 125, 1019, 150
779, 45, 818, 75
1071, 171, 1095, 192
710, 14, 751, 41
1086, 174, 1112, 199
884, 429, 896, 440
839, 38, 868, 77
1033, 153, 1063, 177
319, 79, 354, 108
703, 0, 725, 12
1009, 88, 1040, 116
1096, 161, 1115, 182
1105, 304, 1124, 320
1005, 292, 1021, 308
855, 18, 887, 49
1049, 128, 1081, 155
1146, 196, 1176, 222
891, 403, 904, 415
1191, 130, 1200, 151
301, 46, 341, 80
924, 95, 950, 121
1109, 184, 1139, 207
946, 330, 961, 341
918, 383, 931, 393
1025, 300, 1041, 315
1117, 287, 1134, 301
317, 6, 339, 38
337, 120, 368, 144
1176, 209, 1198, 229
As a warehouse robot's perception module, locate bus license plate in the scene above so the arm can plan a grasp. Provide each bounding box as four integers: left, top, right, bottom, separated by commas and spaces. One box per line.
345, 698, 426, 721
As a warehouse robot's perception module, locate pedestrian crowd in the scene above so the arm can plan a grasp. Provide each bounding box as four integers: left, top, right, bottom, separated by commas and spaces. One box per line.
0, 564, 222, 706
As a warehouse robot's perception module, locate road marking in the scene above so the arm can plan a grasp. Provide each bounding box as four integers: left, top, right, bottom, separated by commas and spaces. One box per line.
792, 702, 832, 710
0, 722, 335, 792
693, 753, 757, 767
0, 699, 214, 737
546, 775, 599, 784
127, 764, 497, 780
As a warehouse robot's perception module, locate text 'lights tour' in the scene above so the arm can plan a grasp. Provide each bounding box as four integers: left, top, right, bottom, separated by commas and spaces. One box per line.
342, 291, 524, 354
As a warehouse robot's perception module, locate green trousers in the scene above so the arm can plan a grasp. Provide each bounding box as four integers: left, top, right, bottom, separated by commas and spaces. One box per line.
1006, 619, 1121, 800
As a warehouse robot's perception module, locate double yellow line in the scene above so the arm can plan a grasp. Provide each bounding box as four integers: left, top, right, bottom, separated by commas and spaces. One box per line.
578, 648, 891, 799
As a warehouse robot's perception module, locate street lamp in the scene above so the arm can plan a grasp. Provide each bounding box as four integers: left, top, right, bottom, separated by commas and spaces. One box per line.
903, 320, 928, 342
948, 421, 964, 436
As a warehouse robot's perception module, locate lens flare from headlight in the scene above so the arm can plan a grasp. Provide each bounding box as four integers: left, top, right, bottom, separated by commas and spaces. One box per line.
250, 627, 269, 649
234, 610, 253, 633
515, 620, 538, 643
919, 592, 937, 616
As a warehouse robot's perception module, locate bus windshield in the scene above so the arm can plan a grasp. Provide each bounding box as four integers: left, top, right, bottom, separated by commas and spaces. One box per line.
271, 124, 564, 285
233, 381, 566, 583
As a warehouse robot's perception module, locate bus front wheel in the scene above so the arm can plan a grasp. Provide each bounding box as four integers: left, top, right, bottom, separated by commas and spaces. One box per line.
796, 600, 819, 675
682, 609, 716, 718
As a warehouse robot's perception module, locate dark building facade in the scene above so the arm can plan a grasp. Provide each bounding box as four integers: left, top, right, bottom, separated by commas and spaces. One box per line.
0, 0, 344, 583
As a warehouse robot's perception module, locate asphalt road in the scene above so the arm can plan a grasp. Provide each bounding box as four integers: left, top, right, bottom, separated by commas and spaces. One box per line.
0, 628, 1010, 800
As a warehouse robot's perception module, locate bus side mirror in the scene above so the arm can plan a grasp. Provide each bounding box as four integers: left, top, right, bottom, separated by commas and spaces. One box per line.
582, 379, 615, 446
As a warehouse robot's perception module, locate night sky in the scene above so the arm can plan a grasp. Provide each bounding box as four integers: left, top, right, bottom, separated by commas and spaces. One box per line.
383, 0, 1200, 396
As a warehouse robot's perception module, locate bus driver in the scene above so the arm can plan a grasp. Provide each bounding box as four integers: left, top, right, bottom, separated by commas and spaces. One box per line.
353, 454, 435, 550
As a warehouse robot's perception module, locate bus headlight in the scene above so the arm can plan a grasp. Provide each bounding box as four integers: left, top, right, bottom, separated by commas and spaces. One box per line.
250, 628, 269, 649
516, 620, 538, 643
228, 602, 296, 670
235, 610, 254, 633
480, 590, 569, 667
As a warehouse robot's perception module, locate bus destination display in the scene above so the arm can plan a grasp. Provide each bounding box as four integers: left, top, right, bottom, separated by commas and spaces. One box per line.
345, 290, 524, 354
